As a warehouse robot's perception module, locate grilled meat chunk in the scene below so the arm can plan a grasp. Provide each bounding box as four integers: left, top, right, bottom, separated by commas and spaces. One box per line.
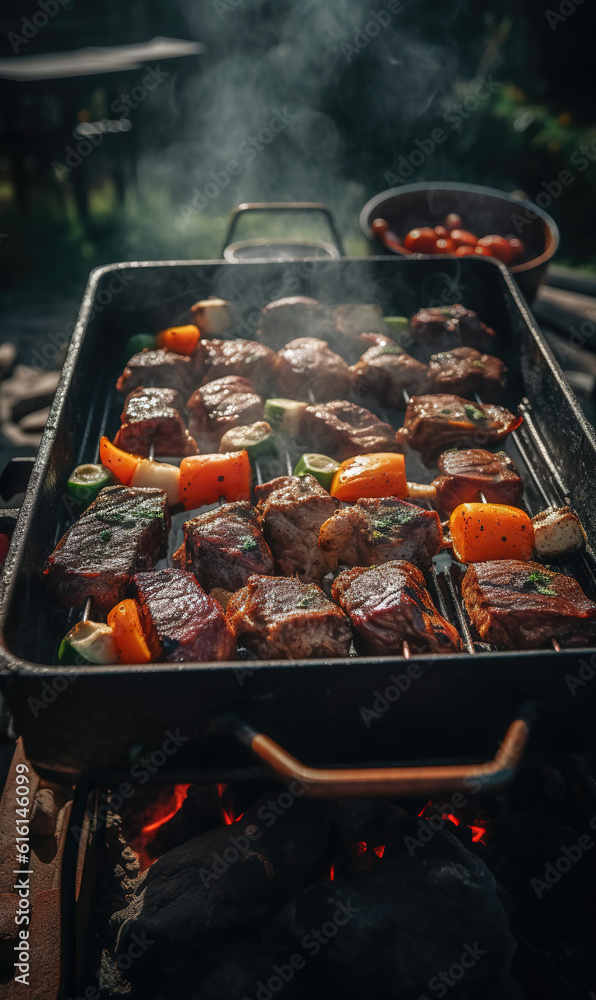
332, 561, 463, 655
431, 449, 523, 515
302, 400, 400, 461
178, 501, 274, 592
226, 574, 352, 659
462, 559, 596, 650
277, 337, 351, 401
114, 387, 198, 457
187, 375, 264, 444
46, 486, 170, 612
116, 348, 195, 397
410, 305, 497, 358
201, 338, 280, 395
132, 568, 236, 662
319, 498, 443, 572
255, 475, 338, 584
427, 347, 507, 397
333, 303, 384, 337
257, 296, 335, 350
395, 394, 521, 466
350, 343, 429, 408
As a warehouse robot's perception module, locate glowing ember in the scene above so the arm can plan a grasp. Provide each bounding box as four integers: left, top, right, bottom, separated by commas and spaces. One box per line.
373, 844, 386, 858
329, 862, 335, 881
217, 783, 243, 825
141, 784, 190, 834
442, 813, 487, 844
355, 841, 367, 856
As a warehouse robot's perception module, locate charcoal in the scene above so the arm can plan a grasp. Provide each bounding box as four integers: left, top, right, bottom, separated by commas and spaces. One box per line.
111, 796, 329, 987
268, 820, 521, 1000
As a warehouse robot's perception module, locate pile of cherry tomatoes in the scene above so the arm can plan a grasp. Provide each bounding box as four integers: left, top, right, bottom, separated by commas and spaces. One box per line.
372, 214, 524, 265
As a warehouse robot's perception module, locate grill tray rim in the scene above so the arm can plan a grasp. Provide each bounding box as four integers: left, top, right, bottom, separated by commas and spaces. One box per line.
2, 255, 596, 775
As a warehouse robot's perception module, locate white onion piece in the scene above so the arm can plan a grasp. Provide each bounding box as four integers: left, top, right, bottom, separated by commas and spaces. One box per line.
531, 506, 585, 559
190, 297, 233, 335
131, 459, 180, 506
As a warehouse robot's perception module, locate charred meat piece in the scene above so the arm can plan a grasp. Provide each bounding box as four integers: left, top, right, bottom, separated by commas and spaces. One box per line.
319, 498, 443, 572
342, 331, 395, 365
132, 568, 236, 662
114, 387, 198, 457
431, 449, 523, 515
226, 574, 352, 659
178, 501, 274, 592
462, 559, 596, 650
46, 486, 170, 612
350, 344, 429, 408
201, 338, 280, 395
257, 296, 335, 350
332, 561, 463, 655
277, 337, 351, 401
187, 375, 264, 444
302, 400, 400, 461
255, 474, 338, 584
116, 348, 195, 397
395, 394, 521, 466
427, 347, 507, 397
410, 305, 497, 358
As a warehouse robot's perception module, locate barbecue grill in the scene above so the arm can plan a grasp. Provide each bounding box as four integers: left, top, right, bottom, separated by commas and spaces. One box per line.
0, 255, 595, 786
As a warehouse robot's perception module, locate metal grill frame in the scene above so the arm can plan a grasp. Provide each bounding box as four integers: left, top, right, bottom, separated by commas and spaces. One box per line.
1, 255, 596, 780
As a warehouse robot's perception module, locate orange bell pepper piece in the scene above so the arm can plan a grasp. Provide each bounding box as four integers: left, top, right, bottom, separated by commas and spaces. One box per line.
99, 436, 142, 486
449, 502, 534, 563
330, 452, 407, 502
156, 324, 200, 355
107, 599, 155, 664
179, 450, 251, 510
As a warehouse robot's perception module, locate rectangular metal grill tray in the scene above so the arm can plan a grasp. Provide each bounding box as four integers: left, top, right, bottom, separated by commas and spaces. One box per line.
1, 256, 596, 778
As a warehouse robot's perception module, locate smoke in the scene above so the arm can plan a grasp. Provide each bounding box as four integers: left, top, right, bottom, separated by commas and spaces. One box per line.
117, 0, 466, 259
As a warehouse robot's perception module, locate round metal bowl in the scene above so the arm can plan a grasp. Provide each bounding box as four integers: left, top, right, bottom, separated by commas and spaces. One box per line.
223, 238, 341, 262
360, 181, 560, 301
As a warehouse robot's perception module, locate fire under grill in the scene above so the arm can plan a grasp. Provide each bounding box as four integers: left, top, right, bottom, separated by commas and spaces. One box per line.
1, 737, 596, 1000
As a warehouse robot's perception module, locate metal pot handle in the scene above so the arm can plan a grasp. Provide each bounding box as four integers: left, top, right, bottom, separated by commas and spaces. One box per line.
217, 712, 530, 798
223, 202, 345, 257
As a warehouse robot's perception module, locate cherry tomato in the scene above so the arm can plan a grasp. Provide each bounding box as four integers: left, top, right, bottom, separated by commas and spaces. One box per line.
454, 245, 477, 256
508, 238, 525, 259
434, 225, 449, 238
403, 227, 439, 253
477, 235, 514, 264
372, 218, 389, 238
435, 237, 456, 253
445, 213, 463, 230
450, 229, 478, 248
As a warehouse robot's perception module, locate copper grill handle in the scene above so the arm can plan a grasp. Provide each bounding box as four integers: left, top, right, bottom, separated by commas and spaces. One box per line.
218, 713, 530, 799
